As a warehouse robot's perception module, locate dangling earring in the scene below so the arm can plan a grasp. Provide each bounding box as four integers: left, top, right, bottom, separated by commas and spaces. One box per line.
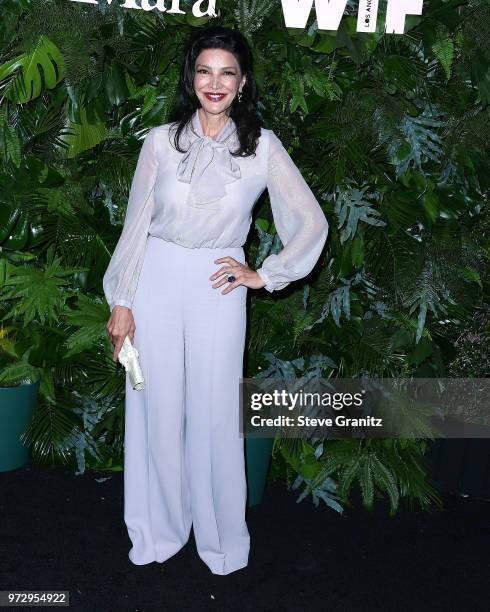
237, 90, 243, 103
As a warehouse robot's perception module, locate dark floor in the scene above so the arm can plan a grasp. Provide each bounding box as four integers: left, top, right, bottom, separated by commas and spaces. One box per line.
0, 461, 489, 612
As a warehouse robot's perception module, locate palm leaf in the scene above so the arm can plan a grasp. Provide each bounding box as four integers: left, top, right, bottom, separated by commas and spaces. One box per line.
234, 0, 277, 36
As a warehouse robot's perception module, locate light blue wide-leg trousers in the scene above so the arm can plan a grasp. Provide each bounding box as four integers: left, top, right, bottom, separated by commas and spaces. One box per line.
123, 235, 250, 575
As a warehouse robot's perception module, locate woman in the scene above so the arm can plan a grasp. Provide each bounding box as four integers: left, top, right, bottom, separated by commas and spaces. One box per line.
103, 25, 329, 576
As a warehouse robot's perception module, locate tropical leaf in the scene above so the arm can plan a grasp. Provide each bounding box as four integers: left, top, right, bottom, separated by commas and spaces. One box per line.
233, 0, 277, 36
0, 245, 89, 326
432, 27, 455, 82
0, 358, 41, 386
0, 35, 65, 103
331, 182, 387, 244
63, 294, 109, 357
301, 55, 343, 101
388, 105, 446, 176
60, 107, 108, 158
21, 398, 78, 466
0, 107, 22, 167
402, 259, 456, 344
305, 272, 371, 329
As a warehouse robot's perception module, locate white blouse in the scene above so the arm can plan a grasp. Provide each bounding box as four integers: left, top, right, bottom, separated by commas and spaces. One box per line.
103, 108, 329, 312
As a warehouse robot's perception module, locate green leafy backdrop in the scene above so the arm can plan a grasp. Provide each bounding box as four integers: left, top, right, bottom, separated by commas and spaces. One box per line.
0, 0, 488, 514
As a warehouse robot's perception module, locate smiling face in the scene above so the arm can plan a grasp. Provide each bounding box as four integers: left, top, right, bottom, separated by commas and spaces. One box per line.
193, 48, 246, 117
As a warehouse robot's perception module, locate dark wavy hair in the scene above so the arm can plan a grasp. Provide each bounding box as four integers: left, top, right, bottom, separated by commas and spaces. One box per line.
167, 26, 262, 158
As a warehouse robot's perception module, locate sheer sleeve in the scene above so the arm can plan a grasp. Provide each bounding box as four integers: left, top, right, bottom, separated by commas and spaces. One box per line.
102, 128, 158, 312
255, 130, 329, 293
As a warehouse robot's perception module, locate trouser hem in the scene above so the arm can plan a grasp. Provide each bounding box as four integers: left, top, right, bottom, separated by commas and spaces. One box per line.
200, 552, 249, 576
128, 541, 186, 566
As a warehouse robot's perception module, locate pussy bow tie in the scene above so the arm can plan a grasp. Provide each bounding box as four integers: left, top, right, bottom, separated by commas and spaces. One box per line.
176, 110, 241, 206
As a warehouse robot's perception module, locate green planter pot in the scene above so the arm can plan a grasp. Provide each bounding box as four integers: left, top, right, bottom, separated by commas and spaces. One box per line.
245, 437, 274, 507
0, 377, 40, 472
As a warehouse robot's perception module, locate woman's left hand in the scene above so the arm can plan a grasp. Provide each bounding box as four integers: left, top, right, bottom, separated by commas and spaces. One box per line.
210, 256, 265, 293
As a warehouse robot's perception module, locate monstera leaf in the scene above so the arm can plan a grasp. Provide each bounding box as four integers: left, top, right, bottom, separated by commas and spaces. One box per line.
389, 105, 446, 176
0, 35, 65, 103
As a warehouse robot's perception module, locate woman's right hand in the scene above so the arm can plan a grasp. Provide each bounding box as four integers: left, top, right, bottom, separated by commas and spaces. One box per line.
106, 306, 136, 362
